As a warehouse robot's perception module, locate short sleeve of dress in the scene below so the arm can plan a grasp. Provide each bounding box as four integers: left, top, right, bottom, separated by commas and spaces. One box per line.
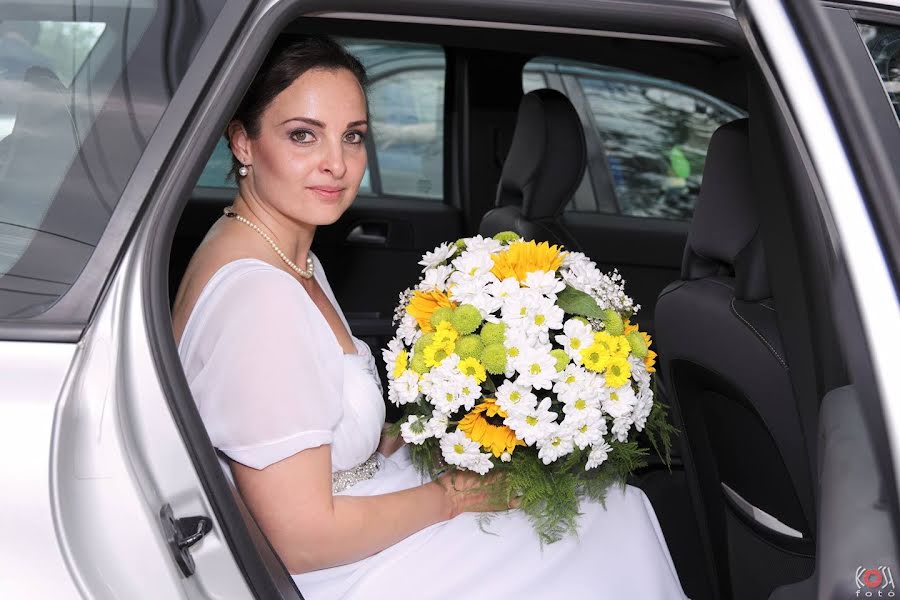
180, 264, 344, 470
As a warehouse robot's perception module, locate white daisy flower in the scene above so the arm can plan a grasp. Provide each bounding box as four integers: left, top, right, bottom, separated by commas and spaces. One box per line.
500, 288, 541, 328
400, 415, 432, 444
495, 379, 538, 416
462, 234, 504, 254
522, 270, 566, 298
505, 397, 558, 446
440, 430, 493, 474
555, 318, 596, 364
537, 425, 575, 464
449, 272, 502, 316
564, 415, 607, 450
632, 385, 654, 432
486, 276, 522, 301
513, 346, 559, 390
397, 313, 420, 346
503, 329, 535, 377
585, 441, 613, 470
524, 295, 565, 338
427, 413, 449, 438
418, 264, 454, 292
611, 415, 634, 442
381, 337, 404, 380
451, 250, 495, 278
553, 363, 590, 395
419, 242, 457, 270
602, 383, 638, 419
388, 370, 420, 406
561, 387, 603, 426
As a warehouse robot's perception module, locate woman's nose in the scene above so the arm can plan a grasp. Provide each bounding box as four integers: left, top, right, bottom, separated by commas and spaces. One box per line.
319, 138, 347, 179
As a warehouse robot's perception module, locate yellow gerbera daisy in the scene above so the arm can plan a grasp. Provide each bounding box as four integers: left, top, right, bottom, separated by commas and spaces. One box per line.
605, 355, 632, 388
490, 240, 566, 282
433, 321, 459, 345
423, 340, 455, 368
406, 290, 455, 332
458, 398, 526, 458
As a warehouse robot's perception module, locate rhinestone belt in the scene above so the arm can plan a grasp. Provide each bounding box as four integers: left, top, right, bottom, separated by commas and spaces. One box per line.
332, 453, 382, 494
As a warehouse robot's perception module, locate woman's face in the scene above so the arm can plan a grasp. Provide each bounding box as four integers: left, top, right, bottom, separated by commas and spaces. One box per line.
231, 67, 368, 226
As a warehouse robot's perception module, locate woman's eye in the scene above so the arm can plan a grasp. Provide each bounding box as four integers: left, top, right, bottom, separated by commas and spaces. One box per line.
344, 130, 366, 144
290, 129, 315, 143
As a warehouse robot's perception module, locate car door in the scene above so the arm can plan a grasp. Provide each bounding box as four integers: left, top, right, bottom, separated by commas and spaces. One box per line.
522, 58, 747, 334
734, 1, 900, 597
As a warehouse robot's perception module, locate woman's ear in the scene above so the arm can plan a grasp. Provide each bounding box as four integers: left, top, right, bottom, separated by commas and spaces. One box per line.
227, 120, 252, 166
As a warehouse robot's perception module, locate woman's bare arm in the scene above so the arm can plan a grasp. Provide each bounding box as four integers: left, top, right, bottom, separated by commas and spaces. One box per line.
230, 445, 503, 574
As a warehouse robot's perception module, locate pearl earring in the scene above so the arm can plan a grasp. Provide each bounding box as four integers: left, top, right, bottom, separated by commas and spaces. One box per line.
238, 164, 249, 177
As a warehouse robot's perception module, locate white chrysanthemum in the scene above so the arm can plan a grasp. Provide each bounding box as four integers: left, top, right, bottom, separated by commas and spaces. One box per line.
462, 234, 504, 254
524, 295, 565, 340
427, 413, 449, 438
495, 380, 538, 417
564, 415, 607, 450
418, 264, 454, 292
537, 425, 575, 464
560, 386, 603, 426
505, 397, 558, 446
611, 415, 634, 442
503, 329, 535, 377
451, 249, 495, 279
628, 355, 651, 387
632, 384, 654, 432
400, 415, 432, 444
419, 242, 457, 270
440, 430, 493, 474
388, 370, 420, 406
602, 383, 638, 419
397, 313, 420, 346
585, 441, 613, 470
513, 346, 559, 390
500, 288, 542, 328
485, 276, 522, 301
522, 270, 566, 298
448, 272, 502, 316
555, 318, 595, 364
553, 363, 590, 395
381, 338, 404, 380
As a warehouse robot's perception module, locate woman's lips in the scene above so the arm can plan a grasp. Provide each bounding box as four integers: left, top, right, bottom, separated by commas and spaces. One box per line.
309, 186, 344, 199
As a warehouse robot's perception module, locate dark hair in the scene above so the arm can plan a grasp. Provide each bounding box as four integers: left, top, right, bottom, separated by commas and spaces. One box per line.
226, 36, 368, 179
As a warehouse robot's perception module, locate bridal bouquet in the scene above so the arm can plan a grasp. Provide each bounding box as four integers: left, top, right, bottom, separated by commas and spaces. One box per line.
383, 233, 674, 542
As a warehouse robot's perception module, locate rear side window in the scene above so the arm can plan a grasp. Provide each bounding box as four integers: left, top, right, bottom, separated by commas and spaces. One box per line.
857, 22, 900, 123
0, 2, 226, 319
196, 40, 447, 201
523, 59, 745, 220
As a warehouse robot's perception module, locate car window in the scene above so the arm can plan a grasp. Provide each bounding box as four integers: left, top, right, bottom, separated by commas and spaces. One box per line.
857, 22, 900, 124
522, 59, 745, 220
195, 40, 446, 201
0, 2, 226, 320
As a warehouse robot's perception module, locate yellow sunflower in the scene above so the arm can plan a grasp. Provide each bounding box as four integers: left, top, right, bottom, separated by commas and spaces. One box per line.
490, 240, 566, 282
458, 398, 526, 458
406, 290, 455, 332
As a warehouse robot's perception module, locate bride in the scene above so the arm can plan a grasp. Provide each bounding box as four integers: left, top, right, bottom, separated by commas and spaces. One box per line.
172, 36, 688, 599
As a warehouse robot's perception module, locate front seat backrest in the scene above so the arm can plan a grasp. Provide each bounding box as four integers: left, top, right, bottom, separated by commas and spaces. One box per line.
478, 88, 585, 250
654, 119, 816, 600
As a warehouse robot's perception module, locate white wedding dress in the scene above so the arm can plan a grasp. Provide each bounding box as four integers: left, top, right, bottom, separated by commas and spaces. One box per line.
179, 256, 688, 600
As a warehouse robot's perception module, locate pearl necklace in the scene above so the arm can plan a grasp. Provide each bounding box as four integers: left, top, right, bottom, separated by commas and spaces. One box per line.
223, 206, 315, 279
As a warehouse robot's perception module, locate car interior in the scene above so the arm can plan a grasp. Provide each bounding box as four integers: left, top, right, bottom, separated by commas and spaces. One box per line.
162, 9, 895, 600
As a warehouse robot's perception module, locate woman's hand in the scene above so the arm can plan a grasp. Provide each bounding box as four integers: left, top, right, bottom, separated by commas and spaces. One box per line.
434, 469, 520, 519
377, 424, 405, 457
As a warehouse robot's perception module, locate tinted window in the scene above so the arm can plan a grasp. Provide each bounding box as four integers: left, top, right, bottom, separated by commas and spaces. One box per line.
522, 60, 744, 220
858, 22, 900, 123
0, 1, 226, 319
195, 40, 446, 201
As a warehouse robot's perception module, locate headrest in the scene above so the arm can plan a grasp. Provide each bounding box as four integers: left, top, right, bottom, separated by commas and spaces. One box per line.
496, 89, 586, 219
682, 119, 770, 301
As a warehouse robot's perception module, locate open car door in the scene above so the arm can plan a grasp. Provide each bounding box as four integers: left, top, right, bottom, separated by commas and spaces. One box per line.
734, 1, 900, 598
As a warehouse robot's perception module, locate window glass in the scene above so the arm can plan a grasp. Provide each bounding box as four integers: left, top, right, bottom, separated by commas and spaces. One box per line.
522, 59, 744, 220
858, 22, 900, 123
0, 1, 226, 319
522, 70, 547, 94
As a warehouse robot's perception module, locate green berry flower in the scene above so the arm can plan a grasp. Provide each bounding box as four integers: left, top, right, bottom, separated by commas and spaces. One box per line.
550, 349, 570, 372
481, 343, 508, 375
414, 333, 435, 355
456, 334, 484, 360
430, 306, 455, 329
626, 331, 648, 358
492, 231, 521, 243
602, 309, 624, 336
411, 351, 428, 374
480, 321, 506, 345
451, 304, 483, 335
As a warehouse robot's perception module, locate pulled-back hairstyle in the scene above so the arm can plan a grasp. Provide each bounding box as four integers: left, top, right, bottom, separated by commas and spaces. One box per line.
226, 36, 368, 179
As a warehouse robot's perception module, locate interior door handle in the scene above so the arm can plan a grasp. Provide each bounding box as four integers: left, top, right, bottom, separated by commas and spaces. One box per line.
346, 223, 388, 245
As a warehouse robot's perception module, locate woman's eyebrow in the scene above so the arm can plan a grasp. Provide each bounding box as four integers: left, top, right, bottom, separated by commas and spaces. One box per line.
279, 117, 368, 128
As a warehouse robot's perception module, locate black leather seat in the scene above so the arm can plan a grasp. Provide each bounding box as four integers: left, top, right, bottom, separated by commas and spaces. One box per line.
654, 119, 816, 599
478, 88, 585, 249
